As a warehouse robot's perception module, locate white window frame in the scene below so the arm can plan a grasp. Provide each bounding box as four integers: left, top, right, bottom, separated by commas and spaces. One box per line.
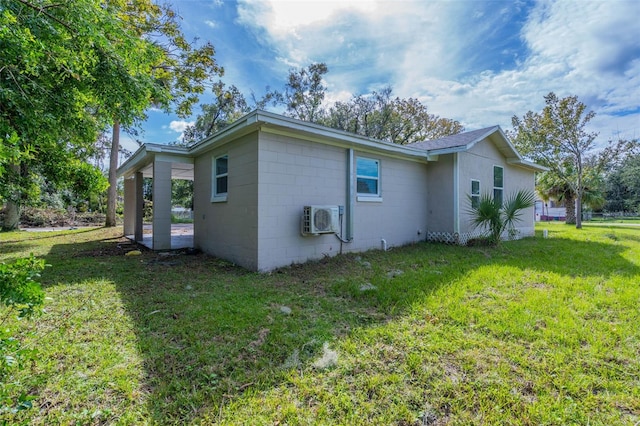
356, 157, 382, 202
212, 154, 228, 202
471, 179, 480, 209
493, 165, 504, 206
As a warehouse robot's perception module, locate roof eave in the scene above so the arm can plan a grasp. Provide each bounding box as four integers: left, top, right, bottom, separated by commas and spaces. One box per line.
506, 158, 548, 172
116, 143, 190, 179
187, 109, 434, 161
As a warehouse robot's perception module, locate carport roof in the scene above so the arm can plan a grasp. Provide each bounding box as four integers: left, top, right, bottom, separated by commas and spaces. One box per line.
116, 143, 193, 180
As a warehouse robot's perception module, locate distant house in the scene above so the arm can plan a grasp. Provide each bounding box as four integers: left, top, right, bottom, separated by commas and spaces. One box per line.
117, 110, 545, 271
535, 200, 567, 222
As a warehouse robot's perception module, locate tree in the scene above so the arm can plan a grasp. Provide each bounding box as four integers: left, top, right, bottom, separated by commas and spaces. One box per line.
536, 159, 605, 222
104, 1, 222, 226
321, 86, 464, 144
605, 152, 640, 213
468, 190, 535, 245
282, 63, 328, 122
511, 93, 600, 228
183, 81, 250, 145
269, 64, 463, 144
1, 0, 164, 230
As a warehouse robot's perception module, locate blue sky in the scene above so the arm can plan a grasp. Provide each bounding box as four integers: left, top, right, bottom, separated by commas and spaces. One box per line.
126, 0, 640, 154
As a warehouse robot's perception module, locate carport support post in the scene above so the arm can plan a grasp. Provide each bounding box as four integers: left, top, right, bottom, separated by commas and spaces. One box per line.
123, 177, 135, 236
134, 172, 143, 242
124, 172, 144, 242
152, 160, 172, 250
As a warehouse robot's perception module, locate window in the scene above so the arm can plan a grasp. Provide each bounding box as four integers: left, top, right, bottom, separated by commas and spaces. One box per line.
493, 166, 503, 206
471, 179, 480, 208
356, 157, 380, 197
212, 154, 228, 201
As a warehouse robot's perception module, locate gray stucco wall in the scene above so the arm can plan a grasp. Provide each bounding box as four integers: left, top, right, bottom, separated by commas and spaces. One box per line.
193, 133, 260, 270
425, 154, 455, 234
457, 139, 536, 237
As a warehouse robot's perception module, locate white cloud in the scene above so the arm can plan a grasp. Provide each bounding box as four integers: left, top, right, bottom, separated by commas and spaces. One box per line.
168, 120, 195, 142
169, 120, 195, 133
236, 0, 639, 143
204, 19, 217, 28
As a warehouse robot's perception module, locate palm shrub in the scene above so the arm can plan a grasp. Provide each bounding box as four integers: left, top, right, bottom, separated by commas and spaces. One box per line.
468, 190, 535, 245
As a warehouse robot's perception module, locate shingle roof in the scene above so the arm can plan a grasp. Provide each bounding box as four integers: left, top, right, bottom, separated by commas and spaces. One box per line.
407, 126, 500, 151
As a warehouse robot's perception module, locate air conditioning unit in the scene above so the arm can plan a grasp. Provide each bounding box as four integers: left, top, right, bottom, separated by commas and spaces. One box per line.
302, 205, 340, 235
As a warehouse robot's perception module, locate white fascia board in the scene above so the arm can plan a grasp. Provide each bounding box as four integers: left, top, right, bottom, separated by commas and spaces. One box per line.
117, 145, 150, 179
188, 112, 262, 155
116, 143, 191, 178
463, 126, 501, 152
154, 153, 194, 164
424, 146, 469, 156
507, 158, 548, 172
491, 126, 526, 160
260, 126, 434, 163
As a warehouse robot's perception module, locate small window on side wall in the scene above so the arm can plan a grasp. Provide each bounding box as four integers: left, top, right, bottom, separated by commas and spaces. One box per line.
212, 154, 228, 201
356, 157, 380, 197
493, 165, 503, 206
471, 179, 480, 208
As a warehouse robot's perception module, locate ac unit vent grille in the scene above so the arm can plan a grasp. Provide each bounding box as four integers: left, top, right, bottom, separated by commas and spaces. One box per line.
313, 208, 331, 232
302, 205, 339, 235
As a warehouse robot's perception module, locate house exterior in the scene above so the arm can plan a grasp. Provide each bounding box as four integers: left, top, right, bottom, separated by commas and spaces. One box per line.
117, 110, 544, 271
407, 127, 544, 244
535, 200, 567, 222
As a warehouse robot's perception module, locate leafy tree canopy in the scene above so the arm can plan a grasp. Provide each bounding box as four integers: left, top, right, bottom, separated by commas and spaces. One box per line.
0, 0, 173, 229
604, 152, 640, 213
182, 81, 251, 145
274, 63, 464, 144
104, 0, 222, 227
510, 92, 632, 228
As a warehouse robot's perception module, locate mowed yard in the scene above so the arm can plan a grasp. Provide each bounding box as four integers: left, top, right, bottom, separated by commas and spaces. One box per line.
0, 223, 638, 425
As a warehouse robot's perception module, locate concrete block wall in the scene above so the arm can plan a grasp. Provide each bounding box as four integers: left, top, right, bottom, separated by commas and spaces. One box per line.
425, 154, 455, 234
257, 132, 347, 270
351, 152, 428, 251
193, 133, 260, 269
256, 131, 430, 271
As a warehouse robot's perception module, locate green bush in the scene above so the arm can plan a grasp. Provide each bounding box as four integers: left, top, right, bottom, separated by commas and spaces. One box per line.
0, 255, 46, 414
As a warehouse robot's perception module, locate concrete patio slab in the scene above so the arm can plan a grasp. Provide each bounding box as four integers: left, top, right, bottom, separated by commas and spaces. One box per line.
127, 223, 194, 250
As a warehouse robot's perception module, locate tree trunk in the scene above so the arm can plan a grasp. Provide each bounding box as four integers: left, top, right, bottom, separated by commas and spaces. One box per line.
2, 164, 21, 231
105, 120, 120, 227
2, 200, 20, 231
575, 193, 583, 229
564, 192, 576, 224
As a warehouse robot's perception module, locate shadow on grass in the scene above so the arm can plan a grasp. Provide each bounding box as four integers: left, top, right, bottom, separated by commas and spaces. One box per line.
0, 227, 100, 257
36, 227, 639, 423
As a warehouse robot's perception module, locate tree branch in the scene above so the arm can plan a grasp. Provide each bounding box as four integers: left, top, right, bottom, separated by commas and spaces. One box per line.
16, 0, 74, 31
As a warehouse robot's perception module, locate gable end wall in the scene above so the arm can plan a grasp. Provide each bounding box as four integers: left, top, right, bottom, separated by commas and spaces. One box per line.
457, 138, 536, 237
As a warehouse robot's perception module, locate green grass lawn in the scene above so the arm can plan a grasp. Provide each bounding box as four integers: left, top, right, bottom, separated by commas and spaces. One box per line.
587, 216, 640, 224
1, 223, 639, 425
